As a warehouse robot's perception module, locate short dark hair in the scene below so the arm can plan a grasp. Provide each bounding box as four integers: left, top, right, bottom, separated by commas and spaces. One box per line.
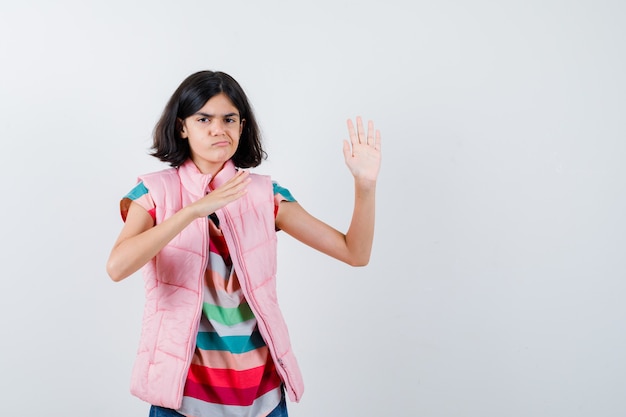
151, 70, 266, 168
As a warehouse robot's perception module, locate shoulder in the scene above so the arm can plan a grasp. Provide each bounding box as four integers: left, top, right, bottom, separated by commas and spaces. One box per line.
245, 172, 273, 191
138, 167, 178, 182
137, 167, 180, 195
120, 168, 176, 221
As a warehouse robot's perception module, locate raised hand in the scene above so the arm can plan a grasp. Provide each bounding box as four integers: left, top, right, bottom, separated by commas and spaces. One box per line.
343, 116, 382, 182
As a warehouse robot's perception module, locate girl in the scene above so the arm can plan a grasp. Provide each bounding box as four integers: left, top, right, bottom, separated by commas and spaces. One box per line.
106, 70, 381, 417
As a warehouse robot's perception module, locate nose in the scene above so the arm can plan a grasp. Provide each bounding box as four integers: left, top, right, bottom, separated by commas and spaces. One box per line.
209, 119, 226, 136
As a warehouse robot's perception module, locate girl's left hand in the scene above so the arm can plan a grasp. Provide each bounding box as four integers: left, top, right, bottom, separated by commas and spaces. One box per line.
343, 116, 382, 182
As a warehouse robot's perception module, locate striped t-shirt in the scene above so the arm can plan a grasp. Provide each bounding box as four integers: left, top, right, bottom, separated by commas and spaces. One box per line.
123, 180, 296, 417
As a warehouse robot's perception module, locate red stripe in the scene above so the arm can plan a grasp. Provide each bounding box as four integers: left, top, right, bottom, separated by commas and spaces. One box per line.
183, 362, 282, 406
187, 363, 265, 388
208, 230, 231, 264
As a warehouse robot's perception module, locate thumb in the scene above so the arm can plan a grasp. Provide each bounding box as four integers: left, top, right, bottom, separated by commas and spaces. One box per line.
342, 139, 352, 160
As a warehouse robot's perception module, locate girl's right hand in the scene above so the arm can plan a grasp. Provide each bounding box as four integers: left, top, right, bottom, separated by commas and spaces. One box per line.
188, 169, 251, 218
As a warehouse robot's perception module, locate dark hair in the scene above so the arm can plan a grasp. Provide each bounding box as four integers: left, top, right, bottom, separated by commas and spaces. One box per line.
151, 70, 266, 168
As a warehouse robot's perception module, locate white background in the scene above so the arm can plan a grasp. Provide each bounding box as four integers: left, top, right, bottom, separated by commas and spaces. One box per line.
1, 1, 625, 416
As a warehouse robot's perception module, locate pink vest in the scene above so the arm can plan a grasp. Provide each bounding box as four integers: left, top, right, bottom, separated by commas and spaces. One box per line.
129, 159, 304, 409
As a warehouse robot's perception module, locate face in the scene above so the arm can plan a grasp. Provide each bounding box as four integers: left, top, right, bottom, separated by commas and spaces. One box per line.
180, 92, 244, 175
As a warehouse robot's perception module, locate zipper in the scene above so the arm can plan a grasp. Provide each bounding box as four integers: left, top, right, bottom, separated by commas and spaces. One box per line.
174, 176, 211, 405
219, 208, 299, 401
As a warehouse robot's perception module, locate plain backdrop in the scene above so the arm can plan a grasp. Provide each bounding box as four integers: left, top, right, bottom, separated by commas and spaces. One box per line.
1, 1, 625, 416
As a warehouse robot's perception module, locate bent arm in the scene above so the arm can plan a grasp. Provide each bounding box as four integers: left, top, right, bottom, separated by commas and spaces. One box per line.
106, 202, 198, 282
106, 170, 251, 282
275, 178, 376, 266
276, 116, 381, 266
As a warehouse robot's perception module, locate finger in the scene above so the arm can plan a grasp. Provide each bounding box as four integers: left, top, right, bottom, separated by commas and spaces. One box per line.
375, 129, 381, 151
347, 118, 357, 145
367, 120, 374, 146
231, 176, 251, 193
230, 170, 249, 184
221, 177, 250, 199
213, 170, 249, 194
356, 116, 365, 144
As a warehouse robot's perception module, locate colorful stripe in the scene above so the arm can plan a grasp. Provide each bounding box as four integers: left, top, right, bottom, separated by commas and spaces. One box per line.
183, 365, 281, 406
125, 181, 149, 200
203, 302, 254, 326
121, 181, 156, 221
196, 331, 266, 354
272, 182, 296, 203
178, 388, 281, 417
198, 314, 258, 337
190, 346, 271, 371
187, 363, 269, 389
209, 234, 231, 265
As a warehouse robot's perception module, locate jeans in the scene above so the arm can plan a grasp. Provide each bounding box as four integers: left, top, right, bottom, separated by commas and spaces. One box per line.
149, 392, 288, 417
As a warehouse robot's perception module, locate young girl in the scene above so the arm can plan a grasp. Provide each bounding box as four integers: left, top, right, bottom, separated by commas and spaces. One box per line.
106, 70, 381, 417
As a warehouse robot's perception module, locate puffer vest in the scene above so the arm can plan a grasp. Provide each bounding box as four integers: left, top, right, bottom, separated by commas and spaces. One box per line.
128, 159, 304, 409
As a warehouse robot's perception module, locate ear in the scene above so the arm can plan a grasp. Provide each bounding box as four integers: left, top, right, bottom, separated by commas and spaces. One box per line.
239, 119, 245, 136
177, 118, 188, 138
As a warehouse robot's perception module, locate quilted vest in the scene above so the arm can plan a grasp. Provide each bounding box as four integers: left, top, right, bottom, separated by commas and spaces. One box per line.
128, 159, 304, 409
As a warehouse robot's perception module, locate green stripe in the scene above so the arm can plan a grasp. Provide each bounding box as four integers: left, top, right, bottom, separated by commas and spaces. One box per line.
203, 302, 255, 326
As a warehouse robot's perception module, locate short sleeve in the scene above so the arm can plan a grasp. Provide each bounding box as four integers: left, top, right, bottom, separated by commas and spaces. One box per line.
272, 181, 296, 205
272, 181, 296, 224
120, 181, 156, 222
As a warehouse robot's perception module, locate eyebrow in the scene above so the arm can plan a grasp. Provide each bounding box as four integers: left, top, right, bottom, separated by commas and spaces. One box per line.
194, 112, 240, 118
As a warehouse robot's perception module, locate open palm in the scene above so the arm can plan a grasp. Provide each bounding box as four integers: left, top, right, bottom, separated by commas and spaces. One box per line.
343, 116, 382, 182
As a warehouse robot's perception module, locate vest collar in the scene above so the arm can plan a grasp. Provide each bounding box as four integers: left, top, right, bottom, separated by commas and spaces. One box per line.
209, 160, 238, 190
177, 159, 237, 197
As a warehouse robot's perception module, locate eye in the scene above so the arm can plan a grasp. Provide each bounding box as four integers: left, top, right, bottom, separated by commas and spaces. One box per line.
198, 117, 210, 123
226, 117, 238, 124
